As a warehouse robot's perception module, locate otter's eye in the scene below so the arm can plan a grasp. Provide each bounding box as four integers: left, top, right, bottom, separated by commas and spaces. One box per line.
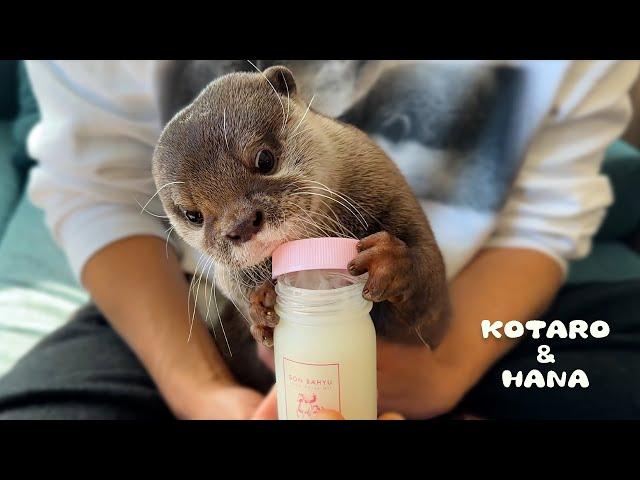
255, 149, 276, 174
184, 210, 203, 225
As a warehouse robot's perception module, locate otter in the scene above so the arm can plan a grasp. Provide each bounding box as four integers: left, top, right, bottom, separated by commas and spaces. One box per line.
151, 65, 450, 392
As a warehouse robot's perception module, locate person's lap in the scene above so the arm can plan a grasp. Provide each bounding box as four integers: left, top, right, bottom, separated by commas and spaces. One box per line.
0, 305, 172, 419
1, 280, 639, 420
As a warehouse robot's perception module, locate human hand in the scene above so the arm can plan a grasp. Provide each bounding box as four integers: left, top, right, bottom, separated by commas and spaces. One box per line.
251, 385, 404, 420
376, 338, 472, 419
173, 381, 266, 420
311, 410, 404, 420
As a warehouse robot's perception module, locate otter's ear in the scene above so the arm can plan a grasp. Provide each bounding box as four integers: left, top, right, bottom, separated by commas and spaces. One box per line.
263, 66, 297, 97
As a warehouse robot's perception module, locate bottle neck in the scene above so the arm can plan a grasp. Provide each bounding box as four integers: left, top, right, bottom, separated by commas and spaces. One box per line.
274, 270, 372, 324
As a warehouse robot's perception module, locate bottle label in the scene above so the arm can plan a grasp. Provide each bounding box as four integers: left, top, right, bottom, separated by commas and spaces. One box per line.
282, 357, 341, 420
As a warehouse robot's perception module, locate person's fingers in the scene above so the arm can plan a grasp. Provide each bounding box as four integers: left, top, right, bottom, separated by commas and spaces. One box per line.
377, 412, 405, 420
311, 409, 403, 420
251, 385, 278, 420
311, 409, 345, 420
249, 384, 404, 421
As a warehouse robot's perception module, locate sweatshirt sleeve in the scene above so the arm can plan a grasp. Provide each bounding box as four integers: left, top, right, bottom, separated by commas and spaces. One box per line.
486, 60, 640, 277
25, 60, 169, 281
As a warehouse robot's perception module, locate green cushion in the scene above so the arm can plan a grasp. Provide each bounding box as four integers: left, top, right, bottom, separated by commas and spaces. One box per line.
568, 242, 640, 284
0, 60, 89, 375
0, 193, 83, 293
596, 141, 640, 241
566, 141, 640, 285
0, 61, 35, 242
11, 61, 39, 172
0, 121, 21, 241
0, 60, 17, 120
0, 192, 88, 375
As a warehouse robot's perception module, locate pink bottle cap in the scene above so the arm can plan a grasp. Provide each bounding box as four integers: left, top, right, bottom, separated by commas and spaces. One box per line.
271, 237, 359, 279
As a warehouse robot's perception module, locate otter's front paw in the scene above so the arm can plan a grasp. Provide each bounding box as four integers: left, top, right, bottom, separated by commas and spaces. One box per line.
347, 231, 449, 346
347, 231, 434, 343
249, 281, 279, 348
347, 231, 415, 305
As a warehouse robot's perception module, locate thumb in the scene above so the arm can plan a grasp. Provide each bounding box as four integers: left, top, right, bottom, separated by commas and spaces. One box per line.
312, 409, 345, 420
312, 410, 404, 420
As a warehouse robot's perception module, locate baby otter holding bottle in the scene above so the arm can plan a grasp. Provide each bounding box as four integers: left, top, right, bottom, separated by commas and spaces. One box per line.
151, 65, 451, 405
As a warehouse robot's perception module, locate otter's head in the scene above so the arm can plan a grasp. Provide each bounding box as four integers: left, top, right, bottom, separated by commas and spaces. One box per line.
152, 66, 332, 269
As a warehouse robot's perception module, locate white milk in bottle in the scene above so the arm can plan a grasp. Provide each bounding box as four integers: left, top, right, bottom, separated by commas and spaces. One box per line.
271, 237, 377, 420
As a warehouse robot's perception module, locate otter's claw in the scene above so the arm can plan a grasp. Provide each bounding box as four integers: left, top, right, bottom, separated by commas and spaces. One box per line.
249, 281, 279, 348
347, 231, 413, 306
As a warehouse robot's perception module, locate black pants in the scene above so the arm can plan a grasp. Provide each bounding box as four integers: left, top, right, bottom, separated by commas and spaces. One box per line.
1, 280, 639, 420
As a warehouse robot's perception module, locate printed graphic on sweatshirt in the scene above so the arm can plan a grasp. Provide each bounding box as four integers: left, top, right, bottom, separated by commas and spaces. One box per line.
337, 62, 526, 212
161, 60, 526, 213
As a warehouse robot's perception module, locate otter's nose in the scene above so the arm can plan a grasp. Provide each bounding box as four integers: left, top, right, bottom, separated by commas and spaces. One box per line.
226, 211, 264, 245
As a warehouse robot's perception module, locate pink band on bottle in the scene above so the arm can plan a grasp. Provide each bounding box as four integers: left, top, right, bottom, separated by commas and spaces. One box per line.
271, 237, 359, 279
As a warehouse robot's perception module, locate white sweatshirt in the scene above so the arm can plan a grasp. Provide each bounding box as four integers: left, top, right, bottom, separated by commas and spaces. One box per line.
24, 60, 640, 283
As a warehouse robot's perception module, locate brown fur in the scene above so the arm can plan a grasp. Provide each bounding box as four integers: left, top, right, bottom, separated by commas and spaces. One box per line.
152, 66, 450, 391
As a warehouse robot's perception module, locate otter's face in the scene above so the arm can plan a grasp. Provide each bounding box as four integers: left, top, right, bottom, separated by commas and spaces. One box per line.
152, 66, 327, 269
